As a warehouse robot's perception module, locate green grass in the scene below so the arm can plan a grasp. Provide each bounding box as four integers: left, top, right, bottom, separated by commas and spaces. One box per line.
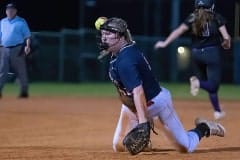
3, 82, 240, 100
161, 83, 240, 100
4, 82, 116, 97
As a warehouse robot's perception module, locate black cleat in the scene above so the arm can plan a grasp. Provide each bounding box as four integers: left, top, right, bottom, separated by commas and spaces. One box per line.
195, 118, 225, 137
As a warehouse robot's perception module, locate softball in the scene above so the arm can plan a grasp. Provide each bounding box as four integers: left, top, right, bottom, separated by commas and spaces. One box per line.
95, 17, 107, 30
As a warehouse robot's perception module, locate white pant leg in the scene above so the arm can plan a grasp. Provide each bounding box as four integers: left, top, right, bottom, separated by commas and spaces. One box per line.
148, 87, 200, 153
112, 104, 138, 152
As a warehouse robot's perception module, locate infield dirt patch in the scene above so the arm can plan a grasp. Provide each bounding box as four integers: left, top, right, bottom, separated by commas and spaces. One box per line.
0, 96, 239, 159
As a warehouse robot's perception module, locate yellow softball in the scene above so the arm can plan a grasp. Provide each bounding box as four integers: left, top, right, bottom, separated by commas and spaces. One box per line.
94, 17, 107, 30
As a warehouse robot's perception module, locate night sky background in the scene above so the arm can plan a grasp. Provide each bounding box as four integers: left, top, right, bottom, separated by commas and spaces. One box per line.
0, 0, 238, 37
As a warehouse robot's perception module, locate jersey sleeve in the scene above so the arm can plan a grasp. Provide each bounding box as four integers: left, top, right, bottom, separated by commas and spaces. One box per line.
21, 18, 31, 39
118, 58, 142, 92
215, 13, 226, 27
183, 13, 195, 27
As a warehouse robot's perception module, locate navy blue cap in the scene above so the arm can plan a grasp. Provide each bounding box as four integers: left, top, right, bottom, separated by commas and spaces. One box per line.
6, 3, 17, 9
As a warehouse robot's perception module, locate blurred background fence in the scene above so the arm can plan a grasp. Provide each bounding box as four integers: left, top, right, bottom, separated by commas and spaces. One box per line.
1, 0, 237, 84
28, 29, 239, 84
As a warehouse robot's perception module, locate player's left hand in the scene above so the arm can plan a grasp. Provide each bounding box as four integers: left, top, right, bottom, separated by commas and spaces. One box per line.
154, 41, 167, 49
123, 121, 151, 155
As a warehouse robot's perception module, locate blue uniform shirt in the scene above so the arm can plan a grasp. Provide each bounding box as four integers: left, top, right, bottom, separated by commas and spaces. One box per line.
0, 16, 31, 47
109, 43, 161, 102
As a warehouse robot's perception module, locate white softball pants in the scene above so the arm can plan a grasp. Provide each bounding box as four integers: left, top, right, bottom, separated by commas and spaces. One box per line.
112, 87, 200, 153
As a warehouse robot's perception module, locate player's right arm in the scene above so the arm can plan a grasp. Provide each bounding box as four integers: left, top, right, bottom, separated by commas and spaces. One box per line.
154, 23, 189, 49
219, 25, 231, 49
215, 13, 231, 50
133, 85, 148, 123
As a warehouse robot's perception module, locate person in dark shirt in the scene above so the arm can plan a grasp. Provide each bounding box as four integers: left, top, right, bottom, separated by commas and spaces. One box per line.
154, 0, 231, 120
97, 16, 225, 154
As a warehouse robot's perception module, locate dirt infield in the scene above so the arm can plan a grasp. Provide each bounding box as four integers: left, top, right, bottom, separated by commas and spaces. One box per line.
0, 96, 239, 160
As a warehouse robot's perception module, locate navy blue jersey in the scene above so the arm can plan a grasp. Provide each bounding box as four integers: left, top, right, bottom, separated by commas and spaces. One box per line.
109, 43, 161, 102
184, 12, 226, 48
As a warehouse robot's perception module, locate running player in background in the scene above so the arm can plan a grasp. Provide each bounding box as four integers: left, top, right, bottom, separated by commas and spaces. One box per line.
97, 16, 225, 154
154, 0, 231, 120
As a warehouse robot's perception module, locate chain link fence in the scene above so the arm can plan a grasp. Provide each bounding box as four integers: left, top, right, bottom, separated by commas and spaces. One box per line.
29, 29, 236, 84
